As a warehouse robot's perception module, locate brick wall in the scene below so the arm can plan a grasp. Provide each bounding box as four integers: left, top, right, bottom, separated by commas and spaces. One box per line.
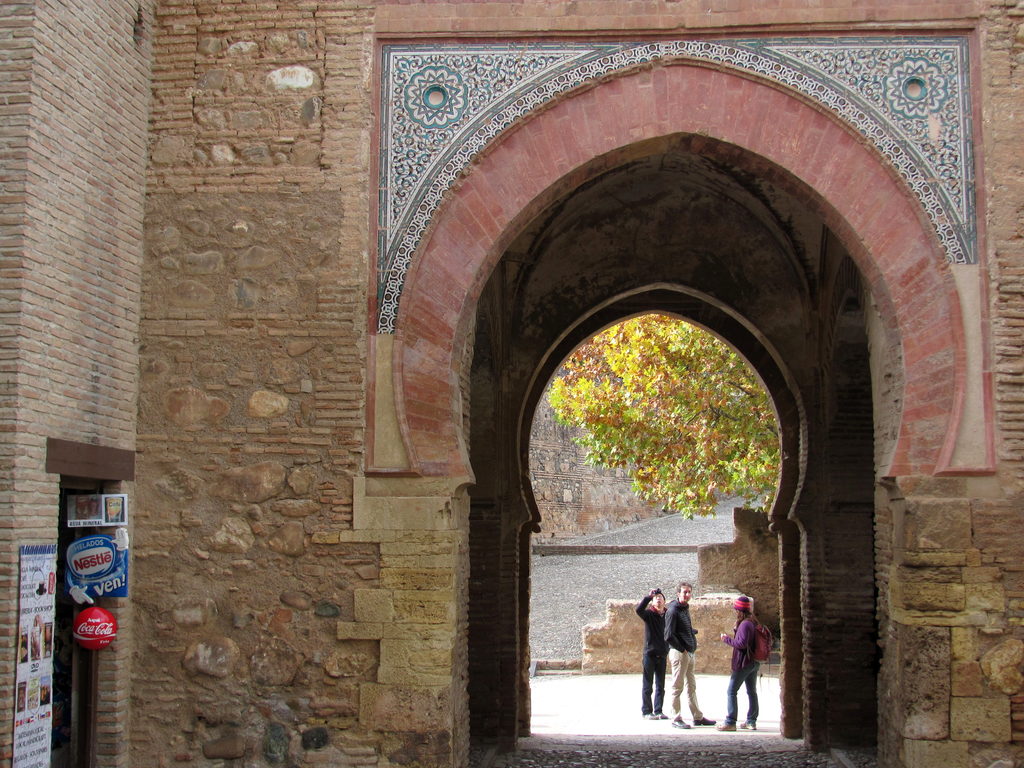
0, 1, 150, 765
375, 0, 980, 34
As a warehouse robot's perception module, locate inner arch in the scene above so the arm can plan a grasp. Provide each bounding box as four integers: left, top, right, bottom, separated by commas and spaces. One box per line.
464, 136, 883, 752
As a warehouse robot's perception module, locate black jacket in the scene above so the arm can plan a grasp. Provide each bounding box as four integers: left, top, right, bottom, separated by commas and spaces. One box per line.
664, 599, 698, 653
635, 595, 669, 655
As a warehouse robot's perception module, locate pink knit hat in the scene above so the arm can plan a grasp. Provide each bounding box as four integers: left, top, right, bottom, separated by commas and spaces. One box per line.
733, 595, 753, 612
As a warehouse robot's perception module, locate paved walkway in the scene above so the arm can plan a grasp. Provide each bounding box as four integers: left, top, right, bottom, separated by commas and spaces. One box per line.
479, 673, 876, 768
528, 671, 779, 738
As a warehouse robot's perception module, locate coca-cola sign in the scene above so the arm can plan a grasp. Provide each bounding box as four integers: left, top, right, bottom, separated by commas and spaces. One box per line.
73, 606, 118, 650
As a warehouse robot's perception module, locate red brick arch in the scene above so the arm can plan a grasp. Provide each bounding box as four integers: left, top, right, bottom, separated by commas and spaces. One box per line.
391, 61, 964, 478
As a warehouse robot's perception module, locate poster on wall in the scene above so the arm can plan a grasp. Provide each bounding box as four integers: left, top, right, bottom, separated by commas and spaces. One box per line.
65, 494, 128, 527
65, 534, 129, 601
13, 544, 56, 768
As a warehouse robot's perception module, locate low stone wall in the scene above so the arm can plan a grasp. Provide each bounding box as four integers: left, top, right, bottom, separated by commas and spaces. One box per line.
698, 507, 780, 631
581, 595, 743, 676
578, 507, 780, 676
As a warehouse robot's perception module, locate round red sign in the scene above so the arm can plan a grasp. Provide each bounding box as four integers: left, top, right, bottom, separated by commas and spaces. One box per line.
73, 606, 118, 650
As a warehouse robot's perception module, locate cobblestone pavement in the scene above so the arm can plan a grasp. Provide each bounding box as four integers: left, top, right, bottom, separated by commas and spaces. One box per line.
482, 735, 875, 768
491, 743, 843, 768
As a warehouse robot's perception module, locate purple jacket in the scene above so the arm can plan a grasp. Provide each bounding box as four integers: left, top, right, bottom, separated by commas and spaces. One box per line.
722, 619, 758, 672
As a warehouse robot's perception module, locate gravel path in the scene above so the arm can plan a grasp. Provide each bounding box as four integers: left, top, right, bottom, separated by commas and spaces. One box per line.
529, 502, 737, 661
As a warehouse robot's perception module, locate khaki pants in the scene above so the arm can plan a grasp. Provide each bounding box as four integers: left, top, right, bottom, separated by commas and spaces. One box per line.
668, 648, 704, 722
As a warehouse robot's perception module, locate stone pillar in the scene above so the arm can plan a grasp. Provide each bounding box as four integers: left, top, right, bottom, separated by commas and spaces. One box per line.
879, 477, 1022, 768
340, 476, 470, 768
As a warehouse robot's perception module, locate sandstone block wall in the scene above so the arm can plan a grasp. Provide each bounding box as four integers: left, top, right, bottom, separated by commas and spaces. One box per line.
877, 477, 1024, 767
698, 507, 780, 631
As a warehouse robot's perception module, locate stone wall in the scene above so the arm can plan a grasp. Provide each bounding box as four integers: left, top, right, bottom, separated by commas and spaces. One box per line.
876, 477, 1024, 767
135, 2, 395, 765
529, 397, 664, 538
132, 2, 1024, 765
582, 508, 781, 676
581, 596, 753, 677
698, 508, 781, 631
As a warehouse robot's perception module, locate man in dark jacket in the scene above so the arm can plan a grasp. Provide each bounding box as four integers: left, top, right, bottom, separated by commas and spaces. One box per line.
664, 582, 716, 728
635, 588, 669, 719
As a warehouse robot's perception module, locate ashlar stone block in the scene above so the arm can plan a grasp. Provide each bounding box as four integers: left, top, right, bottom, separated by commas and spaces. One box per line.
967, 584, 1007, 613
355, 495, 458, 531
359, 682, 451, 732
950, 697, 1011, 742
899, 625, 951, 740
904, 498, 972, 551
380, 638, 453, 681
895, 581, 966, 613
901, 738, 968, 768
952, 627, 979, 661
952, 661, 984, 697
392, 595, 454, 625
381, 568, 454, 592
354, 589, 395, 623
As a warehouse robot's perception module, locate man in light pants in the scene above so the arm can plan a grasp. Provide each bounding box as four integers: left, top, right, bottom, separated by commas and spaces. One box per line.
664, 582, 716, 728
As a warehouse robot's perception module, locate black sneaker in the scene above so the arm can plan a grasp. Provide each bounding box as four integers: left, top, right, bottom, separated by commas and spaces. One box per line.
672, 718, 691, 729
693, 717, 717, 726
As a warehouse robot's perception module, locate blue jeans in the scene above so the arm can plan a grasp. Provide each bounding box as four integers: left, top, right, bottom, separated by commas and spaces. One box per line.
724, 660, 760, 725
641, 651, 667, 715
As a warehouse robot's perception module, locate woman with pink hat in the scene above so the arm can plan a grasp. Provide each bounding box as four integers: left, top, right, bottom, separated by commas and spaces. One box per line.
716, 595, 760, 731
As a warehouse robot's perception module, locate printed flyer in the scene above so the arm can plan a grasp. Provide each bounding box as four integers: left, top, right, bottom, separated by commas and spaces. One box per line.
13, 544, 56, 768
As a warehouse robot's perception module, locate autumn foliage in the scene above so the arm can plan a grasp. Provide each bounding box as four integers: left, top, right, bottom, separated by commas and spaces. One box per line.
547, 314, 780, 517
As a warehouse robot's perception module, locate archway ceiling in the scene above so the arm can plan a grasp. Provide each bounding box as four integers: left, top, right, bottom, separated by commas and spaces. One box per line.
482, 152, 842, 529
376, 36, 975, 333
499, 147, 821, 374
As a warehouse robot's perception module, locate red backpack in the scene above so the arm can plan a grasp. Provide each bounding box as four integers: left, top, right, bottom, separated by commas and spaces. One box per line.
751, 621, 773, 662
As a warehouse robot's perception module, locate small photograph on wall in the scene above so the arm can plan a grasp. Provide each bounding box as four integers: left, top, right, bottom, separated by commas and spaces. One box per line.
66, 495, 102, 527
103, 495, 127, 525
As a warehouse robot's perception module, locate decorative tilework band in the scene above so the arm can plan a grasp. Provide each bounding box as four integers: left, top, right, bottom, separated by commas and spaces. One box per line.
378, 37, 975, 334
